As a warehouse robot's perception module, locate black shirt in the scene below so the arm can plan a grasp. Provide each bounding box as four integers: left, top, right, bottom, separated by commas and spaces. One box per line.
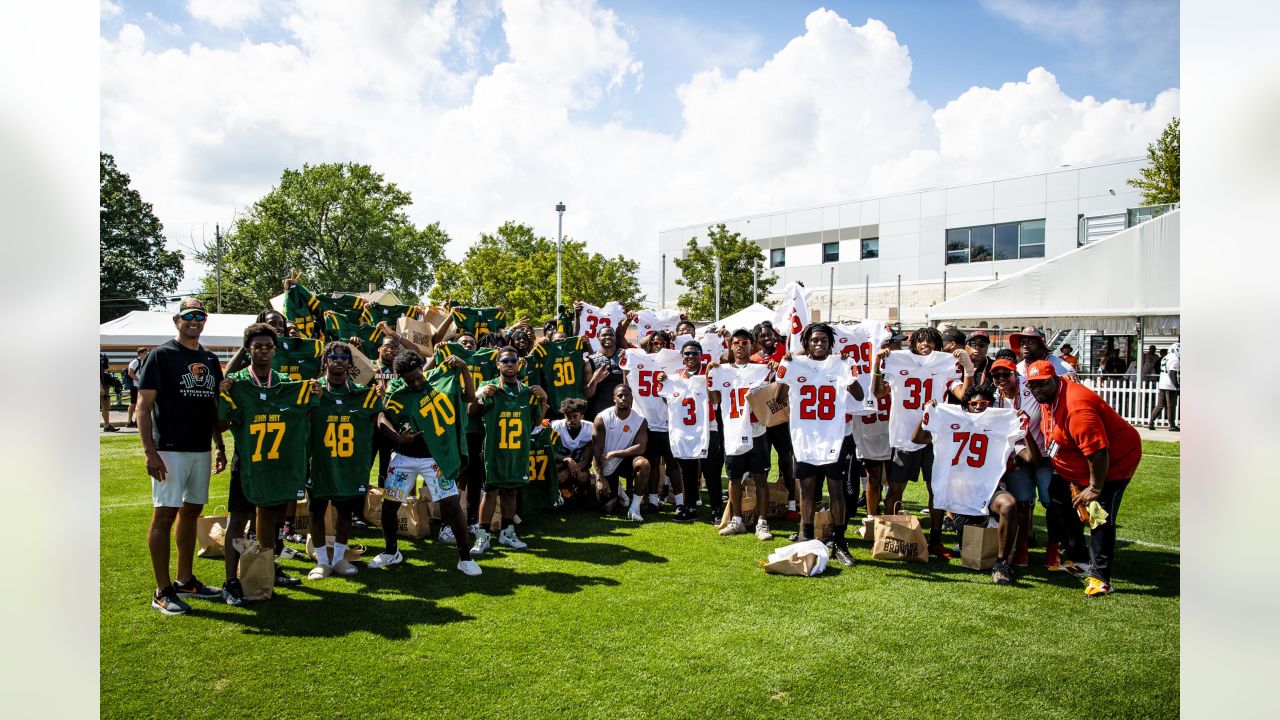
138, 339, 224, 452
586, 348, 623, 419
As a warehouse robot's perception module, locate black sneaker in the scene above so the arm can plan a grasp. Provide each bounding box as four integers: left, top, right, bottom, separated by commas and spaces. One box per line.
708, 508, 723, 525
222, 579, 246, 606
103, 425, 119, 432
991, 559, 1014, 585
274, 564, 302, 587
351, 516, 368, 530
834, 546, 855, 567
942, 515, 956, 533
151, 586, 190, 615
173, 576, 222, 600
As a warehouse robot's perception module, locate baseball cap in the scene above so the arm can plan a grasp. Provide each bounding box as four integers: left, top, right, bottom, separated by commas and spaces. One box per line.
175, 297, 207, 315
940, 326, 966, 345
966, 330, 990, 345
887, 328, 908, 343
990, 358, 1017, 374
1025, 359, 1057, 380
1008, 326, 1045, 354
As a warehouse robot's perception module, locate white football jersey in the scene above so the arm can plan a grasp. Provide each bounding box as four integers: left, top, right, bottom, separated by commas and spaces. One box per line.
775, 354, 856, 465
658, 373, 712, 460
922, 404, 1024, 516
580, 301, 626, 352
633, 309, 683, 335
773, 282, 812, 355
993, 377, 1045, 453
850, 391, 893, 461
620, 348, 683, 431
709, 363, 770, 456
831, 319, 891, 413
550, 418, 594, 461
884, 350, 962, 451
596, 406, 644, 476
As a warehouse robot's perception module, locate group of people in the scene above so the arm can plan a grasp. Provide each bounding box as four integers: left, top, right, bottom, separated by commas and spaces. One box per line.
132, 279, 1145, 615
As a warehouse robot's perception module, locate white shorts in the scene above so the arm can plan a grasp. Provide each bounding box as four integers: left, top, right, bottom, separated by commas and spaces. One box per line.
151, 451, 212, 508
385, 453, 458, 503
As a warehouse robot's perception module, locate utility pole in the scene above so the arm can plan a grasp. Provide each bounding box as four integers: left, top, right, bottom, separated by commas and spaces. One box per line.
864, 275, 869, 319
714, 253, 721, 323
661, 253, 666, 308
752, 257, 758, 305
827, 266, 834, 321
555, 203, 566, 311
215, 223, 222, 314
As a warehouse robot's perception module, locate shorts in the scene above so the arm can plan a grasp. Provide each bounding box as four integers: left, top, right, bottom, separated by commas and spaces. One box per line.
644, 429, 675, 463
386, 452, 459, 503
152, 450, 212, 508
765, 422, 793, 454
1004, 458, 1053, 505
307, 494, 364, 516
605, 457, 639, 482
725, 433, 769, 480
861, 458, 890, 476
227, 454, 287, 514
953, 486, 1014, 527
129, 387, 139, 404
796, 436, 858, 483
889, 445, 934, 485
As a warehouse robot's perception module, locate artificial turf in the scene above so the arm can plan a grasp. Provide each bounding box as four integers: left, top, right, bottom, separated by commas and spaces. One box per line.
100, 434, 1178, 719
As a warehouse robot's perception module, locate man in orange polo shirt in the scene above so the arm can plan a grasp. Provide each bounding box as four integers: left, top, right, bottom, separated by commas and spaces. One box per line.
1025, 360, 1142, 597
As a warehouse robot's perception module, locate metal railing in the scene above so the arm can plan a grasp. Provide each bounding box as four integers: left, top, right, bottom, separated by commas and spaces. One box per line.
1075, 373, 1178, 427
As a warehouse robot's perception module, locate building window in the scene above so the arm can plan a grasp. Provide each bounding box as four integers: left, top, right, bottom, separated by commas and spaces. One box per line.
822, 241, 839, 263
861, 237, 879, 259
770, 248, 785, 268
946, 219, 1046, 263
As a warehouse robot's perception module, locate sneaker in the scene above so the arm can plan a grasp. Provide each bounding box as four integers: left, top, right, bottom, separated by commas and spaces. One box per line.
351, 517, 369, 530
498, 527, 528, 549
470, 529, 492, 556
755, 520, 774, 541
274, 564, 302, 586
151, 586, 190, 615
333, 559, 359, 576
1045, 543, 1062, 570
368, 550, 404, 569
173, 576, 221, 600
719, 518, 747, 536
673, 507, 694, 523
942, 515, 956, 533
929, 543, 955, 560
457, 559, 482, 576
221, 579, 245, 606
1062, 560, 1091, 577
308, 564, 333, 580
1084, 576, 1113, 597
439, 525, 457, 545
627, 506, 644, 522
991, 559, 1014, 585
707, 509, 723, 525
284, 531, 306, 544
833, 546, 855, 567
103, 425, 119, 432
1013, 545, 1030, 568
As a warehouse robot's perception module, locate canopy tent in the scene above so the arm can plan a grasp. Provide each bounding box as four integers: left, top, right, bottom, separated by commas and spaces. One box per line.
100, 310, 259, 349
698, 302, 776, 334
928, 209, 1179, 335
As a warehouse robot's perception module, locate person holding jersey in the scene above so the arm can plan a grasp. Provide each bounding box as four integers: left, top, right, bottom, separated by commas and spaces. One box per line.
657, 340, 720, 522
711, 329, 774, 540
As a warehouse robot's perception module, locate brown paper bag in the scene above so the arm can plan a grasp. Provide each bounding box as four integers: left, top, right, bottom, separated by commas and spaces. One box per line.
871, 507, 929, 562
741, 482, 789, 525
396, 315, 437, 354
196, 507, 229, 558
364, 487, 386, 526
858, 516, 877, 540
813, 507, 834, 543
344, 342, 377, 385
305, 534, 366, 562
290, 502, 337, 537
759, 552, 818, 576
423, 305, 449, 329
746, 383, 790, 428
961, 524, 1000, 570
397, 497, 431, 539
236, 541, 274, 601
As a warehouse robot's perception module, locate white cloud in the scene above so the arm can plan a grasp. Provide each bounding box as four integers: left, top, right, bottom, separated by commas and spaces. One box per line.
143, 12, 183, 36
101, 0, 122, 19
187, 0, 263, 30
100, 3, 1178, 301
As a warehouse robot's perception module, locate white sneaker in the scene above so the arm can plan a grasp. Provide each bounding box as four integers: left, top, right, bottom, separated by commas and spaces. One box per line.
307, 564, 332, 580
367, 550, 403, 569
457, 559, 482, 576
628, 506, 644, 522
755, 520, 774, 541
498, 526, 528, 549
470, 528, 491, 556
333, 559, 359, 576
439, 525, 457, 545
719, 518, 746, 536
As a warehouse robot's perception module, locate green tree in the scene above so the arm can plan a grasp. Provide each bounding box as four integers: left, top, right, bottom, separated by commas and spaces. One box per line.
100, 152, 184, 322
429, 222, 644, 324
1127, 116, 1179, 205
193, 162, 449, 313
672, 224, 775, 321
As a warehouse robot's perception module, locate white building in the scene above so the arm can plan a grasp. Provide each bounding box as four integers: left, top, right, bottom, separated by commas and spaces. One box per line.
657, 157, 1172, 328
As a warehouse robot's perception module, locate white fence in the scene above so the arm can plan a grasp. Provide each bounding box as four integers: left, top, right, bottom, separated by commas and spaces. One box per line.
1076, 373, 1179, 428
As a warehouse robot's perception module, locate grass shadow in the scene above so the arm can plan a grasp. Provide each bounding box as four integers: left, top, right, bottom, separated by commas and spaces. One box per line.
521, 537, 669, 566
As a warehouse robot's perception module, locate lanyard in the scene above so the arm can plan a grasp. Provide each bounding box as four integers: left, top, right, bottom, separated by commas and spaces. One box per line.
247, 368, 274, 389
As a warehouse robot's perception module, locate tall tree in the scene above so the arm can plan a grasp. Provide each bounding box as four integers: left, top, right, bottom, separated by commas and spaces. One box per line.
429, 222, 644, 324
673, 224, 775, 321
193, 162, 449, 313
100, 152, 184, 322
1127, 116, 1179, 205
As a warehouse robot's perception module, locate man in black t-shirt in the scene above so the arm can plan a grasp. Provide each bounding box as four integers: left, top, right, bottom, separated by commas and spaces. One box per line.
584, 325, 623, 420
136, 298, 227, 615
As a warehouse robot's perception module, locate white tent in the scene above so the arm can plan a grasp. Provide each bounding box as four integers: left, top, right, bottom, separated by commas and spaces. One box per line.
928, 209, 1179, 334
698, 302, 776, 334
100, 310, 259, 349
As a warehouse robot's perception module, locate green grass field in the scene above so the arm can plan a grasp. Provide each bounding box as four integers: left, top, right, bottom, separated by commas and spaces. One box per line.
101, 435, 1179, 719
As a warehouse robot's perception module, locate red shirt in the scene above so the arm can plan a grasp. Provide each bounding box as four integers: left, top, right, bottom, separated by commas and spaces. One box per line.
749, 343, 785, 365
1040, 380, 1143, 485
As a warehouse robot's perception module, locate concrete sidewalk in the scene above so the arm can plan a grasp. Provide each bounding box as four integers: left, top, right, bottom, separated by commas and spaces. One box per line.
1135, 425, 1181, 443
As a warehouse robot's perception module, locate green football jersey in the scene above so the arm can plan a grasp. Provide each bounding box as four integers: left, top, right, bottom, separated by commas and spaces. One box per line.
477, 378, 542, 487
365, 302, 424, 326
434, 343, 497, 390
308, 382, 382, 499
227, 367, 291, 385
450, 306, 506, 337
273, 336, 324, 381
555, 304, 575, 336
423, 363, 472, 467
383, 378, 466, 482
219, 380, 316, 507
530, 337, 588, 411
284, 284, 370, 340
324, 311, 384, 360
522, 421, 559, 511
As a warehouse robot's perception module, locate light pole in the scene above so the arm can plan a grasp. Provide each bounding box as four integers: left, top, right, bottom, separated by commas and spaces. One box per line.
555, 202, 566, 310
714, 253, 721, 323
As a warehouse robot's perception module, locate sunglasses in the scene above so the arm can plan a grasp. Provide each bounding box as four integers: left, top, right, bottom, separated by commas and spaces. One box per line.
179, 312, 208, 321
968, 401, 992, 409
991, 370, 1013, 380
325, 354, 352, 361
496, 357, 519, 365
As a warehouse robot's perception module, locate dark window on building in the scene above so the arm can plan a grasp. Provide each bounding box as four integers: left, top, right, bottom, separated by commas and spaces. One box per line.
1019, 219, 1045, 258
948, 219, 1046, 263
861, 237, 879, 259
822, 241, 839, 263
946, 228, 969, 265
994, 223, 1019, 260
770, 248, 785, 268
